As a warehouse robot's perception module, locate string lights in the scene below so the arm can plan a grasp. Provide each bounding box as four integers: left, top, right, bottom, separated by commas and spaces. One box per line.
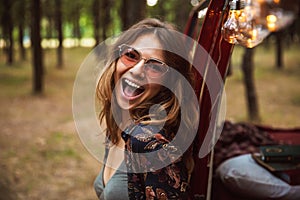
222, 0, 298, 48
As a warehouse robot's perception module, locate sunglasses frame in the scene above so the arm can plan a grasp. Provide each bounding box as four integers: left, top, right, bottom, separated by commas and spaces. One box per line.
118, 44, 169, 78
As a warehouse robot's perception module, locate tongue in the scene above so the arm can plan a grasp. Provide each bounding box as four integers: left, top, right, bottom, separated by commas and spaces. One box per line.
124, 85, 140, 97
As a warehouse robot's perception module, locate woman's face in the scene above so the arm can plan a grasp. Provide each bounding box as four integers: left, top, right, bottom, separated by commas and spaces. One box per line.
114, 34, 166, 110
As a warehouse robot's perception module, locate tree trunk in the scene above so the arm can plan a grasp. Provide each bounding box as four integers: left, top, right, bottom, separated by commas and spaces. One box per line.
241, 48, 260, 122
73, 18, 81, 46
121, 0, 146, 30
7, 25, 14, 65
55, 0, 63, 68
44, 2, 55, 39
18, 24, 26, 60
101, 0, 111, 41
120, 0, 128, 30
275, 31, 283, 69
73, 6, 81, 47
31, 0, 44, 94
14, 0, 26, 61
92, 0, 101, 46
2, 0, 14, 65
174, 0, 192, 31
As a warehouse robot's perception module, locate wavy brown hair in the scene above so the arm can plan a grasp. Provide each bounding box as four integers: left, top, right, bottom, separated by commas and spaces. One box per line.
96, 18, 199, 146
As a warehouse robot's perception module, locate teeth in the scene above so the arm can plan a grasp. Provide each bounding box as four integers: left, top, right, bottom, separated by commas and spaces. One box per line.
124, 79, 141, 89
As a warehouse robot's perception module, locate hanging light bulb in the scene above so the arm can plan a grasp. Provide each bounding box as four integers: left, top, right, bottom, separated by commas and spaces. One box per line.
236, 1, 270, 48
222, 0, 246, 44
236, 22, 270, 48
222, 0, 270, 48
266, 14, 277, 31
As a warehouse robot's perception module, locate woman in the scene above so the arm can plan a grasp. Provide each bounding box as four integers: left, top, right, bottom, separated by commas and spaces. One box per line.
94, 18, 199, 200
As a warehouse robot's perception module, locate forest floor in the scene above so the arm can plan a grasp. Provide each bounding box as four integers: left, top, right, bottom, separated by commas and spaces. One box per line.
0, 48, 99, 200
0, 43, 299, 200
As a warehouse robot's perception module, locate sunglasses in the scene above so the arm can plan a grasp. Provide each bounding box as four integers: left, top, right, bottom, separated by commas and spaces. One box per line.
118, 44, 169, 78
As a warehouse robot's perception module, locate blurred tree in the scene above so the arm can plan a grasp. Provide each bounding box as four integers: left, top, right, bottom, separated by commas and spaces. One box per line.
31, 0, 44, 94
101, 0, 111, 41
121, 0, 146, 30
173, 0, 192, 31
1, 0, 14, 65
241, 48, 260, 122
63, 0, 83, 45
72, 3, 82, 43
275, 1, 300, 69
55, 0, 64, 68
92, 0, 112, 45
274, 30, 283, 69
92, 0, 101, 46
43, 1, 55, 39
15, 0, 27, 61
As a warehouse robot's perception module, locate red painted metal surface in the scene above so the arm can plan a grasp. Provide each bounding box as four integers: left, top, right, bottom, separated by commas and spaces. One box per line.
184, 0, 234, 199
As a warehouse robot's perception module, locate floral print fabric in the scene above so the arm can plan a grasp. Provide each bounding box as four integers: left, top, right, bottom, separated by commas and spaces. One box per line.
121, 123, 189, 200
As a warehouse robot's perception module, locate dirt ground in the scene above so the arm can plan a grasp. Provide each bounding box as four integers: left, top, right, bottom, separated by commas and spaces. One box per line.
0, 96, 100, 199
0, 48, 100, 200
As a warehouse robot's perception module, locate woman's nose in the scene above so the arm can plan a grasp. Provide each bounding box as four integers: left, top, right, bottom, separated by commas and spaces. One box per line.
129, 59, 146, 79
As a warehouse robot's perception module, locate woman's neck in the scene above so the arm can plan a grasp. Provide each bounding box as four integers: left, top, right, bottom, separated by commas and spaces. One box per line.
120, 109, 134, 130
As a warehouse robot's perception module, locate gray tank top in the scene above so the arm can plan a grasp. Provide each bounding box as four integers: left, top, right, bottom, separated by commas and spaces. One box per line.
94, 159, 129, 200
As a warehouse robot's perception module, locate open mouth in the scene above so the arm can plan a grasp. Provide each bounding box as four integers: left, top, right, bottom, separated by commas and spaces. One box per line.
122, 78, 145, 98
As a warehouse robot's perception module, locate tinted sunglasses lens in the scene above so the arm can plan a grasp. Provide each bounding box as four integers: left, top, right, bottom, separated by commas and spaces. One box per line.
144, 59, 168, 78
120, 46, 140, 66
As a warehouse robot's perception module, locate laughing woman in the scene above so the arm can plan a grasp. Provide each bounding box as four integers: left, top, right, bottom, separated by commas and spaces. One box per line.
94, 18, 199, 200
